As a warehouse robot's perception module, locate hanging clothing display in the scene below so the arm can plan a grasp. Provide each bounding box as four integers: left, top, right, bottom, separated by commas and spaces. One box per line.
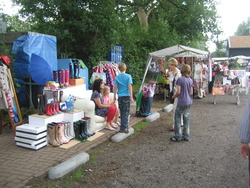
138, 83, 156, 116
0, 63, 14, 109
90, 62, 120, 92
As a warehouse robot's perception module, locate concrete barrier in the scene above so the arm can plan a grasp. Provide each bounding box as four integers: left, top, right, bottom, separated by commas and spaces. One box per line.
162, 104, 174, 112
48, 152, 89, 179
111, 127, 134, 143
144, 112, 160, 122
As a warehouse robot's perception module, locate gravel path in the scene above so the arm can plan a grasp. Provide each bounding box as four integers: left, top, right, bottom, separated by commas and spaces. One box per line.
28, 93, 250, 188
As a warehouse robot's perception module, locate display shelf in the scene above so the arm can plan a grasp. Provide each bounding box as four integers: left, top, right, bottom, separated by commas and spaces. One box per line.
43, 84, 87, 103
29, 113, 65, 127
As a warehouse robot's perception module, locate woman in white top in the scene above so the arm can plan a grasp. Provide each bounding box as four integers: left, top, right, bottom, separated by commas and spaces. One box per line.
168, 58, 182, 130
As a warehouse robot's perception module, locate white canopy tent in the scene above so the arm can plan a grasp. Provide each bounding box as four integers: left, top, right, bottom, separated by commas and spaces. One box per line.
140, 45, 210, 89
149, 45, 209, 58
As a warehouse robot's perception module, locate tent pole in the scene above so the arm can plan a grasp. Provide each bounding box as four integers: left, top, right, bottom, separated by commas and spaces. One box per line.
139, 56, 153, 92
29, 77, 34, 108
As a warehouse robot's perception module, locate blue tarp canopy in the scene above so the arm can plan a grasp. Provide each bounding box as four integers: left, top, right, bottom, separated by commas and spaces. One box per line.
12, 32, 57, 82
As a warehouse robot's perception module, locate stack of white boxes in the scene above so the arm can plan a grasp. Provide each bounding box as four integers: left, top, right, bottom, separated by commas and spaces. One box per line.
15, 85, 87, 150
15, 110, 84, 150
15, 124, 48, 150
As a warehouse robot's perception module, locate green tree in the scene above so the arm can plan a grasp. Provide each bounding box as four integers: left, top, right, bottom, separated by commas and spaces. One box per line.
235, 17, 250, 36
0, 13, 31, 32
11, 0, 220, 84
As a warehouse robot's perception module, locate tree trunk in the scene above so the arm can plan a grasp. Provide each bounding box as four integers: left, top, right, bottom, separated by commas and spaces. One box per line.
137, 7, 149, 31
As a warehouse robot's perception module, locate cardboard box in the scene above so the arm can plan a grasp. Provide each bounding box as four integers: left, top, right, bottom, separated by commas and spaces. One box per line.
69, 78, 84, 86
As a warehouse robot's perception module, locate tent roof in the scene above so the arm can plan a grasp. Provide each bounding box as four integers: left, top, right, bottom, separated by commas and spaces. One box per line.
174, 51, 204, 58
149, 45, 209, 58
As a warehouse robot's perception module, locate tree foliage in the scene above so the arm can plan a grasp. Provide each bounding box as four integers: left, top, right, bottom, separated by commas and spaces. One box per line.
11, 0, 220, 84
235, 17, 250, 36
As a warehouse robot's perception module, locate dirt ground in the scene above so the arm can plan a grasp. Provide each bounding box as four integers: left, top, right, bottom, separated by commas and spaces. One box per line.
27, 93, 249, 188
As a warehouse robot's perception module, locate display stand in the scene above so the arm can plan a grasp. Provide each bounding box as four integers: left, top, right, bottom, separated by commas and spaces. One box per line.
7, 69, 23, 133
0, 67, 23, 134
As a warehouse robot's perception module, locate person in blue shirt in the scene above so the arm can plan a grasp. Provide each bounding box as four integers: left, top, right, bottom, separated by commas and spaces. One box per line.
239, 97, 250, 183
171, 64, 194, 142
114, 63, 134, 133
239, 97, 250, 157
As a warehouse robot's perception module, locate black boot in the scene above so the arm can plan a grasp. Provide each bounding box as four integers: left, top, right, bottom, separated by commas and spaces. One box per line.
82, 117, 95, 136
74, 121, 81, 140
69, 61, 74, 79
37, 94, 43, 115
73, 60, 80, 78
79, 120, 89, 139
74, 121, 88, 141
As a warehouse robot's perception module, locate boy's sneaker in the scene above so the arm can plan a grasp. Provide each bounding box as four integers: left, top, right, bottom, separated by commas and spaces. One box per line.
119, 129, 129, 134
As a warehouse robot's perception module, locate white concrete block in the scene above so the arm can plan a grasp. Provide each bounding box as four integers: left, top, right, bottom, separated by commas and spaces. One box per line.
144, 112, 160, 122
48, 152, 89, 179
162, 104, 174, 112
110, 127, 134, 143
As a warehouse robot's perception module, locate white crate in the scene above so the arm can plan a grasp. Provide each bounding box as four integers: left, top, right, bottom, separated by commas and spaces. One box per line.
16, 123, 47, 134
15, 136, 47, 145
16, 141, 47, 150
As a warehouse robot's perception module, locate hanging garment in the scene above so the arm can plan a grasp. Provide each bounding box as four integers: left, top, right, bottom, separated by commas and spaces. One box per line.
194, 63, 203, 82
0, 64, 14, 109
104, 66, 114, 92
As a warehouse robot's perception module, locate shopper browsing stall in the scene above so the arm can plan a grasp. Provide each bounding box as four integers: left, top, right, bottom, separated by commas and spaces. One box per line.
171, 64, 194, 142
165, 58, 181, 131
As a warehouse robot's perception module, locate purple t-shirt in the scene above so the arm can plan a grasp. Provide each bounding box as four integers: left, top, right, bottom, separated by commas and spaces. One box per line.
176, 77, 194, 105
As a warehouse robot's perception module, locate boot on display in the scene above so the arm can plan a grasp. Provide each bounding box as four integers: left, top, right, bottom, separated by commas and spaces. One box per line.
81, 117, 95, 136
57, 123, 70, 144
69, 61, 74, 79
53, 123, 63, 145
47, 124, 60, 146
63, 122, 73, 140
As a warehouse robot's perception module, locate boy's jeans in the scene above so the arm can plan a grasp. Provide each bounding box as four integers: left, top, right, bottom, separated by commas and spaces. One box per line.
118, 96, 130, 131
174, 105, 191, 140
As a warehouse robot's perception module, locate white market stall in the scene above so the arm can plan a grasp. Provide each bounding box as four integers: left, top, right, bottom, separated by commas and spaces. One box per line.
140, 45, 210, 90
136, 45, 210, 117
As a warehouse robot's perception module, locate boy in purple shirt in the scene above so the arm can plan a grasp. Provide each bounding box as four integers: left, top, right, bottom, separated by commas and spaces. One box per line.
171, 64, 193, 142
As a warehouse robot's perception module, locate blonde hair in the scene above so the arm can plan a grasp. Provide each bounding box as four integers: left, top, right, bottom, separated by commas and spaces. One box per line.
103, 86, 110, 94
118, 62, 126, 72
181, 64, 191, 77
168, 58, 178, 67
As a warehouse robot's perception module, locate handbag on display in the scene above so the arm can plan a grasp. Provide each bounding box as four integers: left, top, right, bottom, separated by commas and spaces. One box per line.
90, 65, 106, 84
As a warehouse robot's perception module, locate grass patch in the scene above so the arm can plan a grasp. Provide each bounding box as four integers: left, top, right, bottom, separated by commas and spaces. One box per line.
64, 166, 85, 187
89, 148, 104, 163
133, 121, 150, 132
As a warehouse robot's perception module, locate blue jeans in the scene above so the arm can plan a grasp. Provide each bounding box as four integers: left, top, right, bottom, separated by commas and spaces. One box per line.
118, 96, 130, 131
174, 105, 191, 140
